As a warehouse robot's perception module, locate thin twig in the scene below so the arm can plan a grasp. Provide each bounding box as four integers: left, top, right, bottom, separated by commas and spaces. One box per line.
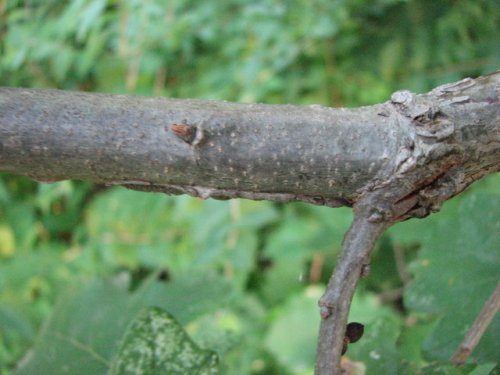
378, 287, 405, 304
310, 253, 325, 283
315, 210, 389, 375
451, 282, 500, 366
393, 243, 412, 285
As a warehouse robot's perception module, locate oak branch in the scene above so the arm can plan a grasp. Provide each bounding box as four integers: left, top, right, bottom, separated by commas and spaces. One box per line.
1, 72, 499, 375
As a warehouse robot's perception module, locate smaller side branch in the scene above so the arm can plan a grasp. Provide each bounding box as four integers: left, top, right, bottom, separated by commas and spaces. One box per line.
451, 282, 500, 366
315, 206, 389, 375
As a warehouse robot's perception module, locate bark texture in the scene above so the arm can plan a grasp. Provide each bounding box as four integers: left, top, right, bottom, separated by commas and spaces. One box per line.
0, 89, 405, 208
1, 74, 498, 212
1, 72, 499, 375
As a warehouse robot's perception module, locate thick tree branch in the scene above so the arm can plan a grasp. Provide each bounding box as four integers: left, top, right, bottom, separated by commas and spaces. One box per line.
1, 73, 499, 375
1, 72, 499, 213
1, 89, 395, 207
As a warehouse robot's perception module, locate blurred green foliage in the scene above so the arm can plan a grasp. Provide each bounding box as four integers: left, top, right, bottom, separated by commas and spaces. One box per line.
0, 1, 499, 374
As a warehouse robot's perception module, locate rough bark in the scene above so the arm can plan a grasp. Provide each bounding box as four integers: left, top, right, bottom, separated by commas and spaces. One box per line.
1, 72, 499, 375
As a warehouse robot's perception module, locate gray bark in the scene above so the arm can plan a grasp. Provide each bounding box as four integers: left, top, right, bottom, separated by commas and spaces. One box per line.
0, 88, 405, 207
1, 74, 498, 212
1, 72, 499, 375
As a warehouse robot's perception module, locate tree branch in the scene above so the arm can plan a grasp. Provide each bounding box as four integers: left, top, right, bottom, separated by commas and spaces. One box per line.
1, 88, 394, 207
316, 203, 389, 375
451, 282, 500, 366
1, 72, 499, 212
1, 73, 499, 375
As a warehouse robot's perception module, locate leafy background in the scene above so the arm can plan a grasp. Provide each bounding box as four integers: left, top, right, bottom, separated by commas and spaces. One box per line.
0, 0, 499, 374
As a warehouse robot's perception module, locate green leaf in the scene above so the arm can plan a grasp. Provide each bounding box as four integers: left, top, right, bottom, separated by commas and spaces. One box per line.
405, 193, 500, 363
397, 319, 437, 368
0, 224, 15, 257
83, 188, 185, 270
0, 307, 34, 339
0, 177, 10, 203
14, 278, 128, 375
0, 247, 67, 299
264, 286, 322, 374
347, 291, 402, 375
469, 363, 498, 375
2, 201, 37, 252
135, 273, 235, 325
418, 363, 479, 375
109, 307, 218, 375
14, 273, 233, 375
